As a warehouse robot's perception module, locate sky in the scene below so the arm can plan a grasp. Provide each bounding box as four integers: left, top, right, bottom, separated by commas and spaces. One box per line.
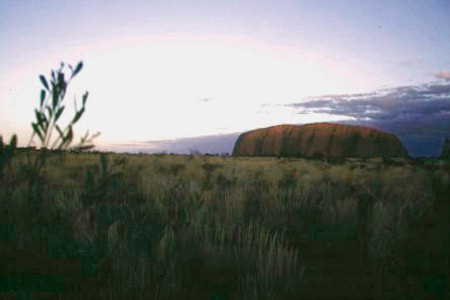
1, 0, 449, 156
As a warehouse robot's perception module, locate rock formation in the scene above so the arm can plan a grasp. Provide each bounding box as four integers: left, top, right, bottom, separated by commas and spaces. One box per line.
232, 123, 408, 158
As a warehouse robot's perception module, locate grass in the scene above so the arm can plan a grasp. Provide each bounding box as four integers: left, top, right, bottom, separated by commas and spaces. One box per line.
0, 151, 449, 299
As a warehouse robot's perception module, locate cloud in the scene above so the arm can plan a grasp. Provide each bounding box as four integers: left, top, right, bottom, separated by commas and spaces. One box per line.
105, 81, 450, 157
435, 71, 450, 81
287, 82, 450, 156
288, 83, 450, 123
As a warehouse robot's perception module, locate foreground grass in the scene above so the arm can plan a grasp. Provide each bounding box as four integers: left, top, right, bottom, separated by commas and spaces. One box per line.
0, 152, 449, 299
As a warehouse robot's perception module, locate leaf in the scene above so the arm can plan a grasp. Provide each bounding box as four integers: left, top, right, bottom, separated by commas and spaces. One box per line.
40, 90, 46, 107
82, 91, 89, 106
46, 105, 53, 119
72, 61, 83, 78
57, 72, 66, 87
78, 131, 100, 148
65, 126, 73, 145
39, 75, 49, 90
41, 116, 49, 131
72, 108, 85, 124
55, 124, 64, 139
57, 72, 67, 98
32, 123, 44, 142
52, 86, 59, 109
55, 105, 65, 122
35, 109, 42, 124
35, 109, 46, 125
0, 136, 3, 150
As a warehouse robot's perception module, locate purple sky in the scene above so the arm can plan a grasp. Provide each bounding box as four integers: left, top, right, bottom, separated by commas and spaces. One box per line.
1, 0, 449, 155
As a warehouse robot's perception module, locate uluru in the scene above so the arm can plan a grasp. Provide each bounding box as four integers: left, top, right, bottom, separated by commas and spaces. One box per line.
232, 123, 408, 158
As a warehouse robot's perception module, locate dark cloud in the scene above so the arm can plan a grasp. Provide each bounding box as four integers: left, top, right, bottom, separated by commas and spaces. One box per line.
288, 83, 450, 121
288, 82, 450, 156
435, 71, 450, 81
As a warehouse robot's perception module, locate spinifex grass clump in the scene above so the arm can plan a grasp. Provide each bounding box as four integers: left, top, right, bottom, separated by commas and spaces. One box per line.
82, 154, 128, 206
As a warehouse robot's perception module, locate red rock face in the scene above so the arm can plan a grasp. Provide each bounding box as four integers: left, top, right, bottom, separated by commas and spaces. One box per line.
232, 123, 408, 158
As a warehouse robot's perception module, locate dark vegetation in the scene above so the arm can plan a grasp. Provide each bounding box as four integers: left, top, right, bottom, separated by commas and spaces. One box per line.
0, 63, 449, 299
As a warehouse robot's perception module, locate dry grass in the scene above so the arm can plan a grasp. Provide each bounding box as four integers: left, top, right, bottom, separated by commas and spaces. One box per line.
0, 151, 448, 299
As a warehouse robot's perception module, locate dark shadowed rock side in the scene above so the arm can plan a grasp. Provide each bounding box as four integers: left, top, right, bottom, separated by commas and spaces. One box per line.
232, 123, 408, 158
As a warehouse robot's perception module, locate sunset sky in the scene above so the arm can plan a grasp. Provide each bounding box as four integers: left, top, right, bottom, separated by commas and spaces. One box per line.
1, 0, 449, 155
